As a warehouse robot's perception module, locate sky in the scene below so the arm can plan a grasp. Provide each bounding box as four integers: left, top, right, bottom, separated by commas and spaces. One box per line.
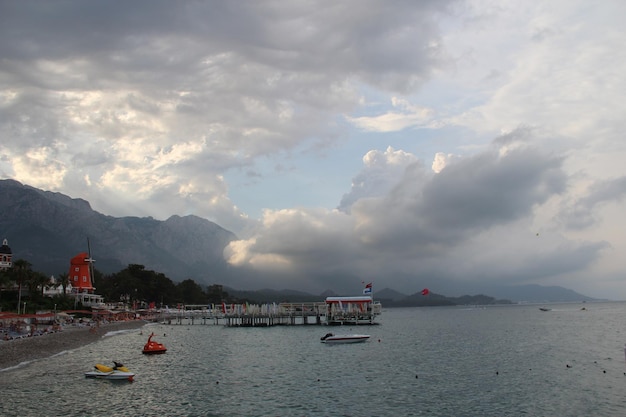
1, 0, 626, 299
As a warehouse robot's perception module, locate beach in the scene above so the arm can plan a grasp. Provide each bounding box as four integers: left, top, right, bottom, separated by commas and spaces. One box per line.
0, 320, 146, 371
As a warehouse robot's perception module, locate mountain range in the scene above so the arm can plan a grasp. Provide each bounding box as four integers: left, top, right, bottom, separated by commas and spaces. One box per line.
0, 179, 598, 303
0, 179, 237, 283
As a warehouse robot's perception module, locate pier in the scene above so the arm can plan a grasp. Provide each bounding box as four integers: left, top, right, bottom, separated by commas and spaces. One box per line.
152, 297, 382, 327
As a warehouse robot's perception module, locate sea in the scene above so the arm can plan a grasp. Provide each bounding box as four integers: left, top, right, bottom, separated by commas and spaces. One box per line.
2, 302, 626, 417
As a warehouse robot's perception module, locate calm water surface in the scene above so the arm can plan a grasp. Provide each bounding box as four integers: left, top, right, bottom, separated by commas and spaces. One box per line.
2, 303, 626, 416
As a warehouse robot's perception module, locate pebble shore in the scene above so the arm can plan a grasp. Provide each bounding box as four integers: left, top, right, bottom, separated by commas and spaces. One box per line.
0, 320, 146, 370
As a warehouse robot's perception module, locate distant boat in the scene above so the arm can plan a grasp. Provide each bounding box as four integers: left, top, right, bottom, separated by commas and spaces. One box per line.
320, 333, 370, 344
539, 307, 552, 312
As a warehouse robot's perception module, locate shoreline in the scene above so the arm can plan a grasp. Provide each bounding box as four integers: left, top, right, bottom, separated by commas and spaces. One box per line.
0, 320, 147, 371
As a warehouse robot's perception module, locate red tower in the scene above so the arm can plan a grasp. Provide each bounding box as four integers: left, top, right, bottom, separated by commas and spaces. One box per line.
69, 252, 95, 293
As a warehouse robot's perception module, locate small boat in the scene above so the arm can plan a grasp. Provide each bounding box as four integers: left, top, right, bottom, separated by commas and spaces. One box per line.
320, 333, 370, 344
142, 332, 167, 354
539, 307, 552, 312
85, 362, 135, 381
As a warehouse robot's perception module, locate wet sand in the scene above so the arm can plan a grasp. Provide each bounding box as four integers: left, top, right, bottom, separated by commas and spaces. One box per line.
0, 320, 146, 370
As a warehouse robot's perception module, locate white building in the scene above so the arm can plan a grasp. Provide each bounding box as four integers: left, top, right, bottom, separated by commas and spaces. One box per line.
42, 275, 74, 297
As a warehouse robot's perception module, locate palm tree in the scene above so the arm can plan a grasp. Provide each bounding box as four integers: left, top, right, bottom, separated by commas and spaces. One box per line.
12, 259, 32, 314
0, 268, 10, 289
27, 271, 49, 298
58, 272, 70, 298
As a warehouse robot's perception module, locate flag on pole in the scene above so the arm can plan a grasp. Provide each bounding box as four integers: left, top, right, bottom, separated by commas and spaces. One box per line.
363, 282, 373, 294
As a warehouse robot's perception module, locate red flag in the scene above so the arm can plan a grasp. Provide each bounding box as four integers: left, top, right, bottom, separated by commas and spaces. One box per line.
421, 288, 429, 296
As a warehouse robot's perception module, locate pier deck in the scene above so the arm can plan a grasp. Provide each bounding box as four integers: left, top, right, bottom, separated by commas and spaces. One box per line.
150, 300, 382, 327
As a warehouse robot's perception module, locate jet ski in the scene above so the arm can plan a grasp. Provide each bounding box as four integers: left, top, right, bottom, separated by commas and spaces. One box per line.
84, 361, 135, 381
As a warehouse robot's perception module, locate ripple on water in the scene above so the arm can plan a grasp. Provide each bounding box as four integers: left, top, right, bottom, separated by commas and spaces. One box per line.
2, 304, 626, 416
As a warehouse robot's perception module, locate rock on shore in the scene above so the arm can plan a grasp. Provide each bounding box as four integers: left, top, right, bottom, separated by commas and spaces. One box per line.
0, 320, 146, 371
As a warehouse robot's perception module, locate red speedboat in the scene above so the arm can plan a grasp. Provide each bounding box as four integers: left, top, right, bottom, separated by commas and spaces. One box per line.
142, 333, 167, 354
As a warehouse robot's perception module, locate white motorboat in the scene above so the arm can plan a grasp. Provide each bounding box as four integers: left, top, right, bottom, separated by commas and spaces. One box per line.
85, 362, 135, 381
320, 333, 370, 344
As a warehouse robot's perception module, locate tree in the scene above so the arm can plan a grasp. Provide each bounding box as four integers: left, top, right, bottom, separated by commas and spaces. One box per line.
207, 284, 228, 304
177, 279, 207, 304
58, 272, 70, 298
11, 259, 32, 313
27, 271, 48, 296
98, 264, 180, 307
0, 267, 10, 289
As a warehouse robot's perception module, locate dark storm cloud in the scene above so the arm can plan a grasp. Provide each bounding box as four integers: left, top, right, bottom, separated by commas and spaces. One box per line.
348, 137, 568, 254
560, 176, 626, 230
0, 0, 457, 174
0, 0, 455, 90
420, 147, 566, 233
229, 129, 603, 296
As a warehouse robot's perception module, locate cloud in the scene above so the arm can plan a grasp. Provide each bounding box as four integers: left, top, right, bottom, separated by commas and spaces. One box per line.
431, 152, 459, 173
420, 138, 566, 234
559, 176, 626, 230
0, 0, 455, 232
2, 1, 626, 298
347, 97, 435, 132
226, 129, 604, 294
338, 146, 420, 212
